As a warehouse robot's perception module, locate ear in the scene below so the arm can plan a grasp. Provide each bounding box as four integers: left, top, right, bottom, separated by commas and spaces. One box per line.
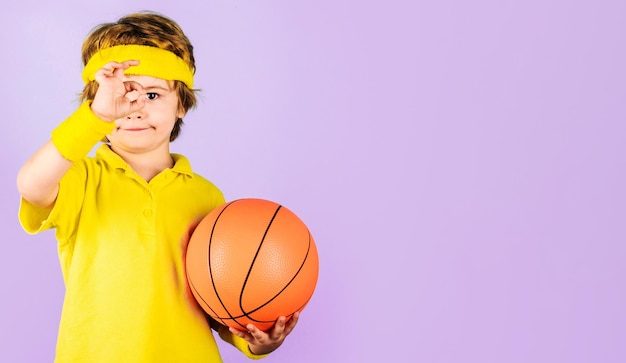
177, 107, 186, 119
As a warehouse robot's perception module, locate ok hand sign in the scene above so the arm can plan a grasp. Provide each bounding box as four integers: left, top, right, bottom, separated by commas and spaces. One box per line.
90, 60, 146, 122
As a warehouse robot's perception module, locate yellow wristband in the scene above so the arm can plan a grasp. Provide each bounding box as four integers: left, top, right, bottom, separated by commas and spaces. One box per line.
51, 102, 115, 162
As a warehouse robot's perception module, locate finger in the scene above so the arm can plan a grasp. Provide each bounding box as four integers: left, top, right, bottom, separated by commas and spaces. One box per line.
135, 94, 146, 109
270, 317, 287, 339
229, 327, 253, 342
94, 64, 117, 81
123, 92, 146, 115
94, 61, 124, 82
123, 81, 146, 111
247, 324, 268, 342
125, 90, 141, 103
123, 81, 146, 104
124, 80, 146, 94
283, 313, 299, 335
125, 99, 145, 116
111, 60, 139, 71
110, 60, 140, 78
120, 59, 140, 68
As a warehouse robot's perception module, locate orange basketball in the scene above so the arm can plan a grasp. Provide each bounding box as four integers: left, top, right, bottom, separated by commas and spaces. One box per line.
185, 198, 319, 331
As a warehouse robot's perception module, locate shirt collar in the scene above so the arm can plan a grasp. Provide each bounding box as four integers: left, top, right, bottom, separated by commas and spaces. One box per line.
95, 144, 194, 177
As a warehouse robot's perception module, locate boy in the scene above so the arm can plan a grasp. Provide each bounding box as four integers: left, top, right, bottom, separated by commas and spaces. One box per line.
16, 12, 297, 362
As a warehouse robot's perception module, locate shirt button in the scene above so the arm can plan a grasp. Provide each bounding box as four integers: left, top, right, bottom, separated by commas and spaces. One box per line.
143, 209, 153, 217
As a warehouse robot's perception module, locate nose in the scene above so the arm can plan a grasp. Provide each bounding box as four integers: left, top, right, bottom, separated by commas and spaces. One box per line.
126, 112, 143, 120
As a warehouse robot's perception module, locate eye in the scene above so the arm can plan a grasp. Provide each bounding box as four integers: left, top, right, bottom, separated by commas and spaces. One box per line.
146, 92, 159, 100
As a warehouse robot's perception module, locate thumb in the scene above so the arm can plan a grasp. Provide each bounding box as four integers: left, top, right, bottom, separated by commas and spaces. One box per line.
126, 95, 146, 115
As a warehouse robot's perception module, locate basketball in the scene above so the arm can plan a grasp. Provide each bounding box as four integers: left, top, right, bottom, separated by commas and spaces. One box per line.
185, 198, 319, 331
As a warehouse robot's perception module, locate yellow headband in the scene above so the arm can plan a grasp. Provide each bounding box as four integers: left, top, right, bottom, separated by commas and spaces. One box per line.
82, 44, 194, 88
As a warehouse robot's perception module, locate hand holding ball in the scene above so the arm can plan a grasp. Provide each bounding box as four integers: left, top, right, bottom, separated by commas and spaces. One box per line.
186, 198, 319, 331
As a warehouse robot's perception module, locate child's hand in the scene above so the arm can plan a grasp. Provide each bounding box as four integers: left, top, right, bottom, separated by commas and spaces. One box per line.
90, 60, 146, 122
229, 312, 300, 355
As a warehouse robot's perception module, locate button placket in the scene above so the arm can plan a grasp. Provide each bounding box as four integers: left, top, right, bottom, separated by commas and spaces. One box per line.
140, 187, 157, 236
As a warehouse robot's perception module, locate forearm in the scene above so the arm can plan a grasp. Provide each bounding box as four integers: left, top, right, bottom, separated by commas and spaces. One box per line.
17, 140, 72, 208
17, 102, 114, 208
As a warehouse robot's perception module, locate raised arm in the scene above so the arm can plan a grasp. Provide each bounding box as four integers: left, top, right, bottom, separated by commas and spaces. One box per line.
16, 60, 145, 209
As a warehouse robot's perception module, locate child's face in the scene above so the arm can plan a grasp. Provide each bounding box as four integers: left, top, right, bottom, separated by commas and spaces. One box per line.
106, 75, 184, 154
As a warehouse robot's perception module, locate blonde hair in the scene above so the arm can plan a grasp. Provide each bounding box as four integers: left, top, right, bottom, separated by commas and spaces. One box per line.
80, 12, 197, 141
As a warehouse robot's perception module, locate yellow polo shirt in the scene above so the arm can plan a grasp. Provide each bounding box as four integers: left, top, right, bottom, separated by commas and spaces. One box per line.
19, 144, 265, 362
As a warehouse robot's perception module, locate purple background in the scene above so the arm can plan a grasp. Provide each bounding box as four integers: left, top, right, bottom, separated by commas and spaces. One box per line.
1, 1, 625, 362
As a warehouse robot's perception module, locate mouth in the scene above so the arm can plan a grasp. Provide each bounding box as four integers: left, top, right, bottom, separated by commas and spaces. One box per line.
120, 127, 150, 132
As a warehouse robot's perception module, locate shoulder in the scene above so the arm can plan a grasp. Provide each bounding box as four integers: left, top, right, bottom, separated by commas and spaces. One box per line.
171, 154, 225, 199
189, 172, 225, 203
172, 154, 220, 187
191, 172, 220, 188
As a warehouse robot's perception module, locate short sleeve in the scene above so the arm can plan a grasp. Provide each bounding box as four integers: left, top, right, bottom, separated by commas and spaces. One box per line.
18, 197, 56, 234
18, 161, 87, 242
